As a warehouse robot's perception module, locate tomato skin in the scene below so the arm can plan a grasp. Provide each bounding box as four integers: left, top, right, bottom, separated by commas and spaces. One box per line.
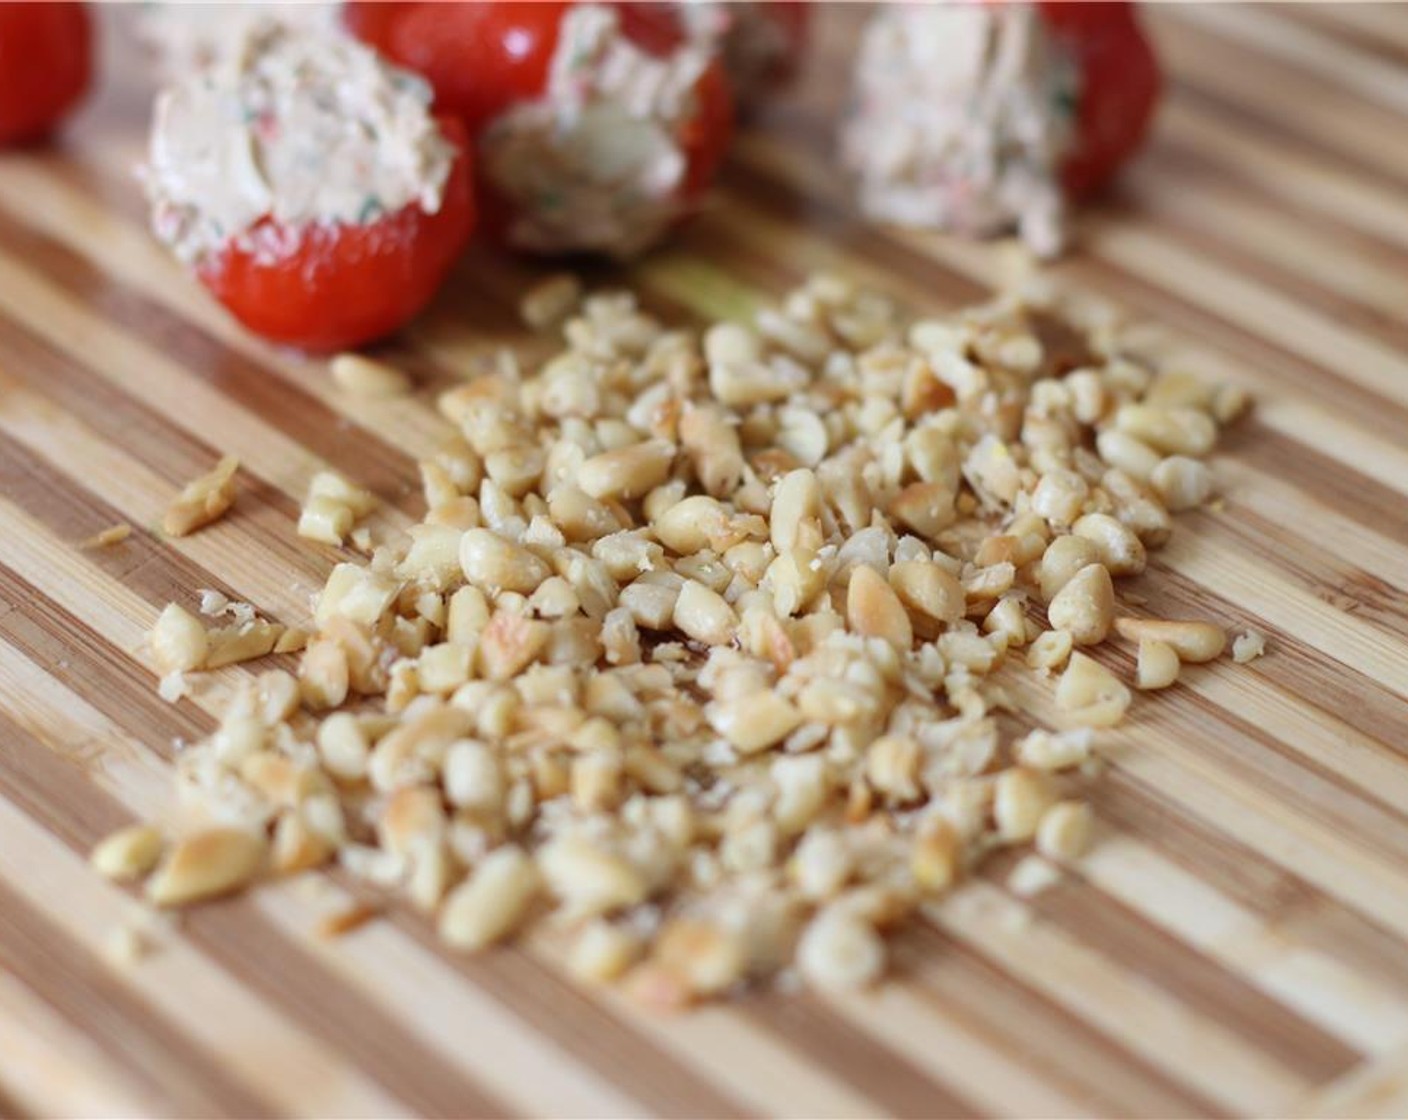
346, 1, 571, 134
0, 2, 93, 146
1037, 0, 1161, 198
196, 116, 476, 353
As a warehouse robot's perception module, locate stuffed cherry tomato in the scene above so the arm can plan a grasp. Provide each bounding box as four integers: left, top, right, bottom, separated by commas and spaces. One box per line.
143, 24, 474, 352
0, 2, 93, 146
669, 1, 810, 110
842, 0, 1159, 257
346, 1, 734, 259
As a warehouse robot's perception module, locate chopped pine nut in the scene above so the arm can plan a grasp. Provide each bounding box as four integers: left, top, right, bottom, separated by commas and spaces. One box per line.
80, 523, 133, 549
1232, 630, 1267, 664
330, 353, 412, 398
114, 271, 1243, 1006
163, 456, 238, 537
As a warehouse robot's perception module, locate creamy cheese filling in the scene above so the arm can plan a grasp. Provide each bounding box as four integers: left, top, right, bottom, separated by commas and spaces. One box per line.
481, 3, 709, 259
137, 2, 341, 76
144, 23, 454, 266
841, 3, 1079, 258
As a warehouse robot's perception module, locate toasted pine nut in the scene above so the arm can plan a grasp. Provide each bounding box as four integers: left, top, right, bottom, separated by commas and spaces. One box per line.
1055, 652, 1131, 727
710, 691, 802, 754
146, 828, 266, 907
1114, 617, 1226, 663
439, 846, 540, 950
330, 353, 411, 397
1036, 801, 1094, 863
579, 440, 676, 501
1046, 563, 1114, 645
1072, 513, 1146, 576
994, 767, 1058, 842
150, 602, 208, 674
91, 824, 164, 883
1136, 638, 1180, 690
459, 528, 550, 594
847, 565, 913, 650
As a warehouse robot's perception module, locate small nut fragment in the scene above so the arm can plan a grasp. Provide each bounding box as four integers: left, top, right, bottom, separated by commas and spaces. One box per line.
539, 837, 648, 917
1015, 728, 1092, 771
459, 529, 550, 594
711, 692, 803, 755
80, 523, 132, 549
1150, 456, 1213, 512
163, 455, 238, 537
330, 353, 411, 398
1026, 629, 1074, 672
1232, 630, 1266, 664
1114, 404, 1216, 456
847, 566, 912, 650
673, 580, 737, 647
1046, 563, 1114, 646
889, 560, 964, 628
146, 828, 266, 907
569, 921, 642, 983
520, 272, 582, 331
91, 824, 164, 883
911, 817, 960, 893
796, 908, 885, 991
150, 603, 208, 674
1038, 535, 1102, 603
993, 767, 1058, 843
1055, 652, 1132, 727
578, 441, 675, 501
1072, 514, 1146, 577
438, 846, 540, 950
1114, 617, 1226, 663
1136, 638, 1180, 690
655, 919, 746, 996
1036, 801, 1094, 863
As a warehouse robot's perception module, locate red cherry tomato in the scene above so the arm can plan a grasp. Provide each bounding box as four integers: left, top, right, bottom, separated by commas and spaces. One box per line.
1038, 0, 1161, 198
345, 1, 734, 230
196, 116, 476, 353
0, 2, 93, 146
345, 2, 571, 135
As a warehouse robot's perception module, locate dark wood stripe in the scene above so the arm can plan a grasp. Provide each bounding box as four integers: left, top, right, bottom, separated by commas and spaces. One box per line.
985, 852, 1362, 1080
384, 914, 754, 1119
1136, 558, 1408, 777
0, 202, 424, 511
1104, 187, 1408, 349
0, 429, 310, 638
1168, 77, 1408, 197
0, 879, 267, 1118
1140, 138, 1408, 270
1271, 4, 1408, 71
1092, 774, 1408, 998
897, 924, 1231, 1118
1229, 420, 1408, 552
0, 712, 270, 1117
0, 683, 513, 1119
745, 992, 984, 1119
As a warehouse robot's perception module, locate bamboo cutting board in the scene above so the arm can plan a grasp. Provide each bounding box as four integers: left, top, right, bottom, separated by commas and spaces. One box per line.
2, 4, 1407, 1116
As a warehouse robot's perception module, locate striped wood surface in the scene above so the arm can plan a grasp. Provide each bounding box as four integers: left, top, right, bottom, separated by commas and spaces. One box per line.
1, 4, 1407, 1116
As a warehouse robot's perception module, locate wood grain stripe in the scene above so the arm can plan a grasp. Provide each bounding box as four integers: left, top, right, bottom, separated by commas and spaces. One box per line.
0, 790, 409, 1117
0, 646, 515, 1118
0, 972, 160, 1119
0, 875, 270, 1119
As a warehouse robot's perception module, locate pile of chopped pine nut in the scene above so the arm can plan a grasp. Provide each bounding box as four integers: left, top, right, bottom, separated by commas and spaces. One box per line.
98, 272, 1252, 1004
